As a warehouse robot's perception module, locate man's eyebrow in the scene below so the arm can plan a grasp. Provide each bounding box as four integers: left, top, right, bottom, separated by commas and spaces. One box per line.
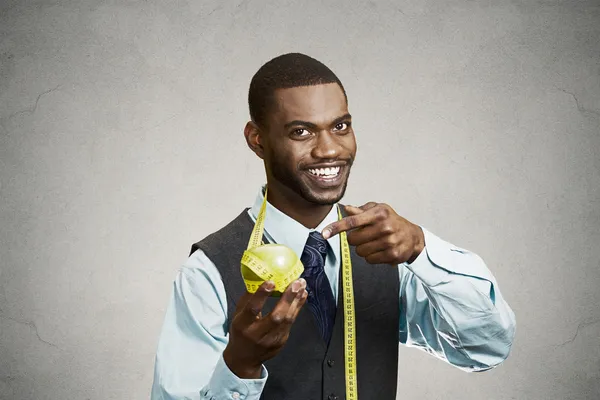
332, 113, 352, 125
284, 120, 319, 130
283, 113, 352, 129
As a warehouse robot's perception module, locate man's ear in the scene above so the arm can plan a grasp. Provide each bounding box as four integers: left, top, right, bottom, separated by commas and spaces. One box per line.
244, 121, 265, 159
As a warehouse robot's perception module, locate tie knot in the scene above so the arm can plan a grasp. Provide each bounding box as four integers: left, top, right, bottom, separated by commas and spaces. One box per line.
307, 231, 328, 255
300, 231, 329, 274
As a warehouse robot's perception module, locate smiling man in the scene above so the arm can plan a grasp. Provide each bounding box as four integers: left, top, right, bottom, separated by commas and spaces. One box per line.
151, 53, 516, 400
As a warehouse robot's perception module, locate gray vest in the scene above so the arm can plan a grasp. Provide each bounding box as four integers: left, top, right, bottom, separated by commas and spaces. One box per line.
190, 207, 400, 400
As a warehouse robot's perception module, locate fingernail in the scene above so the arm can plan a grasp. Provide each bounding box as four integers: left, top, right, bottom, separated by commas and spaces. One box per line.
264, 281, 275, 291
322, 229, 330, 239
291, 280, 302, 293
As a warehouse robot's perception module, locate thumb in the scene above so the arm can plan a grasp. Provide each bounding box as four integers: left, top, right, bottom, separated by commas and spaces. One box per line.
344, 204, 364, 215
358, 202, 378, 212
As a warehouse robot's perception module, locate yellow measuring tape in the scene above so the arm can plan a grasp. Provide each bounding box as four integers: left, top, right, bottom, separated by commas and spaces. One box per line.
339, 215, 357, 400
241, 187, 358, 399
241, 187, 305, 294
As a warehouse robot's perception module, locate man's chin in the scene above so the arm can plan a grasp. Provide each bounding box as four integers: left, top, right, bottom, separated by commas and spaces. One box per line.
301, 184, 347, 206
307, 197, 340, 206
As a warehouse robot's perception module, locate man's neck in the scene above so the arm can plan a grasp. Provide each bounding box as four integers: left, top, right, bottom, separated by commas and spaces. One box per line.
265, 184, 333, 230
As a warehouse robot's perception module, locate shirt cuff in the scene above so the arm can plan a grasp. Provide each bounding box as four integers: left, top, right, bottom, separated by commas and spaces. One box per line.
201, 354, 268, 400
403, 227, 495, 287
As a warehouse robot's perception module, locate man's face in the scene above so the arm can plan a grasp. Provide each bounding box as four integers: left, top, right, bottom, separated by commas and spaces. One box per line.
261, 83, 357, 205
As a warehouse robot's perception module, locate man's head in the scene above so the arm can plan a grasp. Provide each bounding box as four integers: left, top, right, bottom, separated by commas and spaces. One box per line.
244, 53, 357, 206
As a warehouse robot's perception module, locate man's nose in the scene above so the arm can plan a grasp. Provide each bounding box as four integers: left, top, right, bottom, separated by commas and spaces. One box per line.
311, 132, 343, 159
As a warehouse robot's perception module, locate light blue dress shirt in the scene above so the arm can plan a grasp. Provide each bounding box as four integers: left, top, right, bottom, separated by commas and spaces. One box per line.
151, 187, 516, 400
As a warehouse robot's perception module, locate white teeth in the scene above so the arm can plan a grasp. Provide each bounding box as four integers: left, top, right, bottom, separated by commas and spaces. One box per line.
309, 166, 341, 177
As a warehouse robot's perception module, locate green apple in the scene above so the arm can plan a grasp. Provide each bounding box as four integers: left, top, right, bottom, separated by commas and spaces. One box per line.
241, 244, 303, 297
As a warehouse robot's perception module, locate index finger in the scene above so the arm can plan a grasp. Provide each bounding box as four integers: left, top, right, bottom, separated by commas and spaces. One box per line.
235, 280, 275, 326
254, 278, 307, 335
322, 208, 377, 239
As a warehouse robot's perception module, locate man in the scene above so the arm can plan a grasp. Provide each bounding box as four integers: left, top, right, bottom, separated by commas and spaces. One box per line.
151, 53, 516, 400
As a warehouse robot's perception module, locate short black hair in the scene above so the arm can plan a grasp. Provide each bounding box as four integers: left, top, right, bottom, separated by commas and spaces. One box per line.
248, 53, 347, 128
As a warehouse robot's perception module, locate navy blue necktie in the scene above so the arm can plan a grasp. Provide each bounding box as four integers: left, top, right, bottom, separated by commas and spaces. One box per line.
300, 231, 336, 345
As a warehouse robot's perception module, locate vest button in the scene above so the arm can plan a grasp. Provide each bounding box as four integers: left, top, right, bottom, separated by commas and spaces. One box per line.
328, 394, 338, 400
327, 359, 335, 367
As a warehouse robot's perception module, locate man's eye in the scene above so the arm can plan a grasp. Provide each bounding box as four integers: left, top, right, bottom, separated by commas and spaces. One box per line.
334, 122, 349, 131
292, 128, 309, 136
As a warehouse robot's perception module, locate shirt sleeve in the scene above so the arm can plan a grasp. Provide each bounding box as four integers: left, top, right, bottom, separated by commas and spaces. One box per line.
398, 228, 517, 372
151, 250, 268, 400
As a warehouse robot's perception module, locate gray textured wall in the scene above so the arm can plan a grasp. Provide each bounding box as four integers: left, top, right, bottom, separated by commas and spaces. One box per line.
1, 0, 599, 399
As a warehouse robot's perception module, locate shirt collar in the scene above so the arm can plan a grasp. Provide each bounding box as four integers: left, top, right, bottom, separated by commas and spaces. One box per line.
249, 185, 341, 264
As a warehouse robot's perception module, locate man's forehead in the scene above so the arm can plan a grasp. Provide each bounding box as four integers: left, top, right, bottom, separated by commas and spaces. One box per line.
271, 83, 348, 125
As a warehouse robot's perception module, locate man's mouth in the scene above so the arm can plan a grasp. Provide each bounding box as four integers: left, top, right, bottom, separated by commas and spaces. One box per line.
304, 165, 346, 187
307, 166, 341, 178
